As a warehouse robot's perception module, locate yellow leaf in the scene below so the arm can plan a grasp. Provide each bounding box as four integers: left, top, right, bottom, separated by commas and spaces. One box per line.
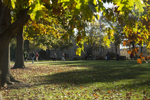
11, 0, 16, 8
139, 53, 143, 56
123, 41, 127, 46
76, 48, 81, 56
137, 58, 142, 64
127, 50, 131, 54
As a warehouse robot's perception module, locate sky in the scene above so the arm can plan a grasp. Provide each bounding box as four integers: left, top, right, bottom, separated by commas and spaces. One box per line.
103, 2, 114, 8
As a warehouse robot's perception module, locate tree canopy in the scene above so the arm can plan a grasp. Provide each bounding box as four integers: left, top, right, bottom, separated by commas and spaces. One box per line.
0, 0, 149, 95
0, 0, 148, 64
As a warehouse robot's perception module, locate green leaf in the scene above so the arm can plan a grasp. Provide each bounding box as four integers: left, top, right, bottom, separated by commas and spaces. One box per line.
106, 39, 110, 47
58, 0, 70, 2
11, 0, 16, 8
76, 3, 81, 9
133, 27, 137, 33
135, 0, 145, 13
117, 2, 125, 11
30, 1, 46, 20
103, 36, 107, 41
76, 48, 82, 56
110, 36, 114, 42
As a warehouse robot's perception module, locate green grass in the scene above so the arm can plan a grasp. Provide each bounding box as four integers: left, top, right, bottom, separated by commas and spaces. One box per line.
2, 60, 150, 100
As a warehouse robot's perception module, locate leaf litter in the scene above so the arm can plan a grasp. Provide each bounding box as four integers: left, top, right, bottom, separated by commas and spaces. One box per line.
1, 61, 150, 100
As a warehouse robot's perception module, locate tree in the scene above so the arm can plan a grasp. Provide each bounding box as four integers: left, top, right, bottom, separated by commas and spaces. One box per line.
28, 33, 73, 54
2, 44, 18, 86
12, 28, 25, 69
0, 0, 145, 92
10, 37, 17, 61
23, 19, 73, 53
59, 39, 73, 51
94, 0, 150, 64
84, 22, 105, 57
0, 0, 104, 88
0, 2, 30, 87
114, 34, 121, 53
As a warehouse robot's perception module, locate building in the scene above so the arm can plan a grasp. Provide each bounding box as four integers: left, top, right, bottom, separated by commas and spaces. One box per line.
48, 38, 120, 59
120, 46, 148, 59
92, 42, 120, 57
120, 49, 130, 59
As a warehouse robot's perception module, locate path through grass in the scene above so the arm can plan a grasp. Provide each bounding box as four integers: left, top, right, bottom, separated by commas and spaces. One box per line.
2, 60, 150, 100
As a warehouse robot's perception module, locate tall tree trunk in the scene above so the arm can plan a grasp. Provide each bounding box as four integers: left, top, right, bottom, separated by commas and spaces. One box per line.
0, 2, 17, 87
12, 8, 31, 69
115, 46, 117, 54
2, 43, 19, 86
25, 40, 29, 53
0, 1, 30, 89
0, 1, 10, 88
12, 28, 25, 69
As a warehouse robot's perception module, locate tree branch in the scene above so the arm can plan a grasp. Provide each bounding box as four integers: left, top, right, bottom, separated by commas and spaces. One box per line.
0, 1, 1, 8
1, 7, 30, 42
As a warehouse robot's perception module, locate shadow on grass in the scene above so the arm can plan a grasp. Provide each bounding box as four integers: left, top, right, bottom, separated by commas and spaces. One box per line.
33, 60, 150, 88
36, 60, 138, 67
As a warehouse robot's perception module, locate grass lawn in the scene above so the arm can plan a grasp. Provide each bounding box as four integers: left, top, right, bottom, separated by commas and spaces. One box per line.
2, 60, 150, 100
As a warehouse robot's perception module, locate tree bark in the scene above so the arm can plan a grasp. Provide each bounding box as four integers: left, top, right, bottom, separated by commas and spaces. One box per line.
12, 28, 25, 69
0, 1, 11, 88
0, 2, 17, 87
0, 2, 30, 88
12, 8, 31, 69
2, 43, 19, 86
25, 40, 29, 53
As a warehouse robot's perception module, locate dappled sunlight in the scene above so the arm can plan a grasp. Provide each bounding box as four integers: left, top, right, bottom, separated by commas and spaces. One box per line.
2, 60, 150, 99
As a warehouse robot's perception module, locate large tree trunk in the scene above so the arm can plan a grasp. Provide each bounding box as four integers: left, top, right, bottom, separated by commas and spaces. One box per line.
0, 1, 11, 88
2, 43, 19, 86
0, 1, 30, 88
12, 7, 31, 69
0, 2, 18, 87
12, 28, 25, 69
25, 40, 29, 53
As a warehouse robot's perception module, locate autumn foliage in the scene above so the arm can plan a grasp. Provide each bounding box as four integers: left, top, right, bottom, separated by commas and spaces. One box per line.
103, 0, 150, 64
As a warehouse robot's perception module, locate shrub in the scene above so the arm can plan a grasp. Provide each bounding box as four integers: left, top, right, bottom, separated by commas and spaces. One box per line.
95, 57, 105, 60
119, 56, 126, 60
109, 52, 116, 58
